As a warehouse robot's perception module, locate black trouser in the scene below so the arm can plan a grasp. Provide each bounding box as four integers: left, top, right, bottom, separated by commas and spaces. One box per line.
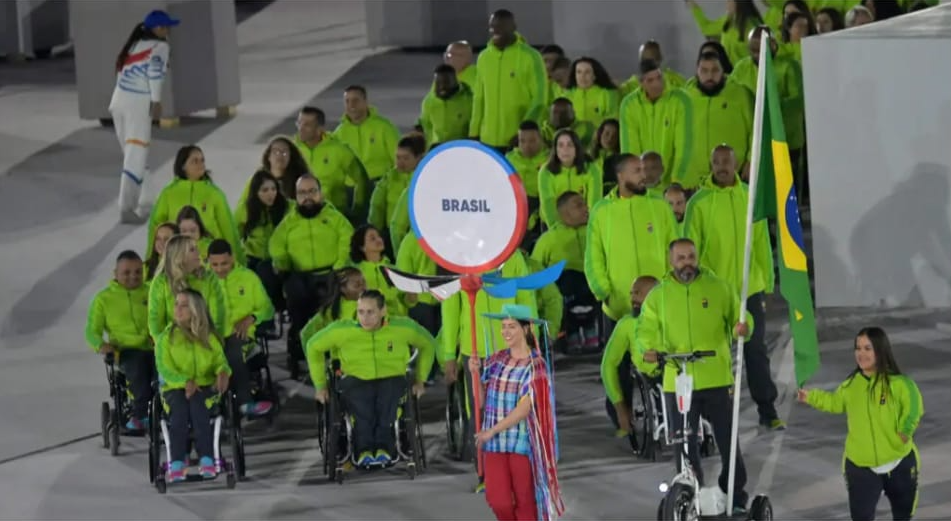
118, 349, 155, 419
164, 388, 214, 462
745, 292, 778, 422
339, 375, 406, 456
845, 450, 919, 521
604, 352, 635, 429
409, 302, 441, 380
247, 257, 284, 311
224, 335, 254, 406
665, 386, 748, 509
284, 270, 334, 361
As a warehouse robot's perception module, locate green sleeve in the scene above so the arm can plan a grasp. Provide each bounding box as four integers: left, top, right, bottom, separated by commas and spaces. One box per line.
619, 92, 639, 154
268, 218, 291, 272
896, 377, 924, 438
299, 311, 327, 349
305, 322, 342, 390
683, 194, 704, 251
586, 162, 604, 211
605, 88, 620, 120
419, 97, 434, 145
468, 56, 484, 137
530, 234, 551, 268
233, 176, 252, 233
538, 167, 558, 228
147, 276, 169, 340
207, 275, 228, 337
806, 385, 846, 414
439, 293, 461, 362
637, 289, 665, 353
601, 319, 631, 404
407, 322, 437, 385
334, 214, 356, 270
583, 202, 612, 301
740, 87, 755, 166
389, 189, 410, 251
690, 3, 726, 36
671, 90, 693, 185
367, 179, 388, 231
155, 330, 189, 387
250, 271, 275, 324
85, 293, 106, 351
538, 283, 563, 340
523, 48, 549, 123
346, 149, 371, 221
146, 186, 170, 260
395, 232, 414, 272
213, 185, 246, 265
753, 219, 775, 294
210, 336, 232, 376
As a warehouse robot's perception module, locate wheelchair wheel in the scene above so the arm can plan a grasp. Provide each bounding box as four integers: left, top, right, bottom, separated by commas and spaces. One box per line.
226, 472, 237, 489
155, 477, 167, 495
630, 374, 655, 459
445, 381, 465, 459
109, 424, 120, 456
660, 482, 695, 521
414, 395, 427, 469
404, 395, 422, 479
326, 394, 340, 482
315, 402, 328, 474
699, 418, 717, 458
748, 495, 773, 521
147, 397, 162, 484
100, 402, 111, 449
229, 394, 247, 479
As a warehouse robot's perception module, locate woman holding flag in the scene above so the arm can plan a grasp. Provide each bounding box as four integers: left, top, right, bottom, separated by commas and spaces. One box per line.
470, 304, 564, 521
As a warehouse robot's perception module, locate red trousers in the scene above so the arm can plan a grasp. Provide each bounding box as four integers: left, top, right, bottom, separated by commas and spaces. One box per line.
484, 451, 538, 521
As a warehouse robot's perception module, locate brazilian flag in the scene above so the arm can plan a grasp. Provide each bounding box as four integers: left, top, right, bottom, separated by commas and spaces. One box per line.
751, 47, 820, 387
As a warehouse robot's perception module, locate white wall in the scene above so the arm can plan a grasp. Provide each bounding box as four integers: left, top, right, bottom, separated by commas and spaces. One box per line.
803, 33, 951, 308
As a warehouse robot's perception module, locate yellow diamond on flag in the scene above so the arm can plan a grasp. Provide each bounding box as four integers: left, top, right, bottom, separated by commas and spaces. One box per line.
795, 310, 803, 321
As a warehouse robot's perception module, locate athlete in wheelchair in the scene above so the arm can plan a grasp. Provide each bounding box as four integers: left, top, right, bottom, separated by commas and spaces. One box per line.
148, 289, 241, 492
309, 290, 435, 481
86, 250, 155, 454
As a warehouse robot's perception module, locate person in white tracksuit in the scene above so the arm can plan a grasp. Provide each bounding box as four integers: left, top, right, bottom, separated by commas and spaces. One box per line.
109, 10, 180, 223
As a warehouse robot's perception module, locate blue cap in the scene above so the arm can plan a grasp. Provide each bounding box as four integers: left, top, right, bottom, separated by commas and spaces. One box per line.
143, 10, 180, 29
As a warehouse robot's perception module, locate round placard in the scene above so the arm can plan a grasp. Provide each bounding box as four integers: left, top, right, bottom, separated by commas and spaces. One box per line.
408, 140, 528, 274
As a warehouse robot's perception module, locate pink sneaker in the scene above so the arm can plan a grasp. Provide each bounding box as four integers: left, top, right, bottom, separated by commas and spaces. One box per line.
240, 400, 273, 417
167, 461, 186, 483
198, 456, 217, 479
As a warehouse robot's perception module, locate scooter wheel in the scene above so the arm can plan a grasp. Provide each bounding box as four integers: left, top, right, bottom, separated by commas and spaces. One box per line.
748, 495, 773, 520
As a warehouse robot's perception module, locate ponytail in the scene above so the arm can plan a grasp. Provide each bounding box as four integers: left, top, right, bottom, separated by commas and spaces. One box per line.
115, 22, 160, 72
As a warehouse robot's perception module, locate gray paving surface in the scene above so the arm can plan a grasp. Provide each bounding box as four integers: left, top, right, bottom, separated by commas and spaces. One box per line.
0, 1, 948, 519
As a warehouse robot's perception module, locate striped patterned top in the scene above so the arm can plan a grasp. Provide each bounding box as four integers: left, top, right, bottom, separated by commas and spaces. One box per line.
481, 349, 538, 455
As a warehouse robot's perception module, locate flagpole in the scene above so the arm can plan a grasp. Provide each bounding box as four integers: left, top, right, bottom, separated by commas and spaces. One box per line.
727, 31, 769, 513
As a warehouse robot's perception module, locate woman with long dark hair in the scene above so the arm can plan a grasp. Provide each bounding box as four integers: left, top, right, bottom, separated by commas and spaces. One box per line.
537, 129, 603, 229
686, 0, 763, 65
590, 119, 620, 195
815, 7, 846, 33
234, 136, 310, 228
176, 205, 214, 260
147, 145, 244, 264
299, 267, 366, 348
237, 170, 290, 314
798, 327, 924, 521
566, 57, 619, 130
349, 224, 405, 316
109, 10, 180, 223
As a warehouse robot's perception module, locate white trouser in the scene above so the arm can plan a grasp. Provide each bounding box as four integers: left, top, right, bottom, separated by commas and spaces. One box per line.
110, 98, 153, 213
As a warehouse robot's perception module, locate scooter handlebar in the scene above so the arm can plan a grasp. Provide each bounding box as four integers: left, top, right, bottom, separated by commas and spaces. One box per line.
657, 350, 717, 363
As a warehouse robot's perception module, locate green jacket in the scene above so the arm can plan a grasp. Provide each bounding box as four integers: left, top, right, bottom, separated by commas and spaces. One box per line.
154, 325, 231, 392
762, 0, 785, 32
538, 162, 604, 229
368, 168, 412, 234
389, 188, 411, 253
353, 258, 406, 316
525, 252, 563, 338
730, 55, 805, 150
293, 133, 370, 218
531, 223, 586, 273
268, 205, 354, 273
546, 80, 568, 110
619, 87, 691, 187
683, 176, 775, 296
419, 83, 473, 147
148, 270, 227, 340
86, 280, 151, 352
567, 86, 620, 130
306, 316, 437, 390
218, 265, 274, 339
806, 373, 924, 469
440, 250, 538, 361
638, 268, 752, 393
681, 80, 754, 189
505, 148, 548, 199
300, 299, 358, 348
601, 314, 659, 404
148, 177, 244, 264
457, 65, 478, 92
618, 68, 687, 98
469, 33, 548, 147
236, 202, 291, 261
334, 107, 402, 181
689, 4, 763, 66
585, 194, 679, 321
807, 0, 862, 13
396, 231, 438, 307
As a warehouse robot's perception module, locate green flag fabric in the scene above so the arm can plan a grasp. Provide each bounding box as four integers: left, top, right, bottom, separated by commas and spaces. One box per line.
752, 48, 820, 387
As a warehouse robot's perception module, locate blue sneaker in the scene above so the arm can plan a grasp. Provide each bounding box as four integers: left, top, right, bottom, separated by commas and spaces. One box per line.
167, 460, 186, 483
374, 449, 392, 466
356, 451, 375, 467
125, 417, 144, 431
199, 456, 217, 479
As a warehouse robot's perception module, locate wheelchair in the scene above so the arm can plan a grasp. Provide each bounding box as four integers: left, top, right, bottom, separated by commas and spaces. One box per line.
316, 352, 427, 484
147, 383, 243, 494
99, 353, 145, 456
445, 373, 472, 462
557, 271, 603, 354
629, 367, 717, 462
246, 331, 280, 422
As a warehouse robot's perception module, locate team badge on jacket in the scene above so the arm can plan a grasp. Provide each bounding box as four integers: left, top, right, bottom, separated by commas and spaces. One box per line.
701, 298, 708, 308
646, 222, 653, 233
238, 287, 245, 296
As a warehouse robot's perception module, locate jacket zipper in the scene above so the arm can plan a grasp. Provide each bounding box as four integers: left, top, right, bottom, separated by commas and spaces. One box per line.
729, 190, 739, 283
867, 379, 880, 465
629, 198, 641, 275
371, 330, 378, 379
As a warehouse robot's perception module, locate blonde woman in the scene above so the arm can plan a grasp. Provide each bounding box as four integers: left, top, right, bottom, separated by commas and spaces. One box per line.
148, 235, 227, 340
155, 289, 231, 482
